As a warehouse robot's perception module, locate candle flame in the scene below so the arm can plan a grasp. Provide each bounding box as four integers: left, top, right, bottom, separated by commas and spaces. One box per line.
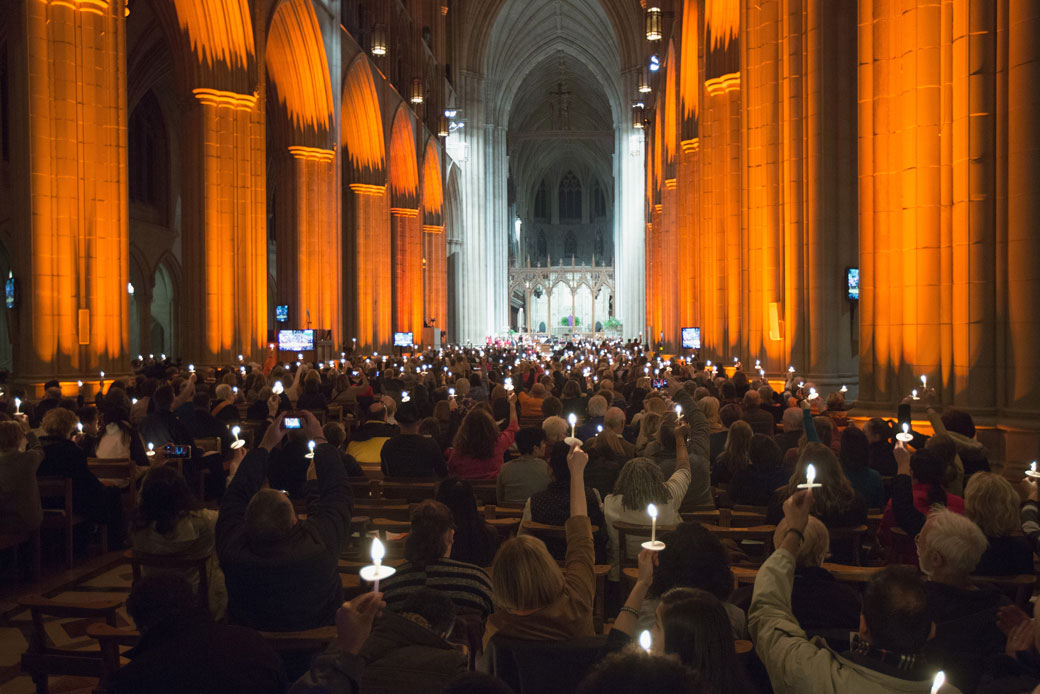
147, 442, 154, 452
232, 426, 241, 437
639, 630, 652, 652
308, 440, 316, 451
647, 503, 658, 519
903, 422, 909, 434
675, 404, 682, 416
806, 464, 816, 486
1032, 461, 1037, 473
272, 381, 284, 395
931, 671, 945, 694
568, 413, 577, 426
371, 537, 385, 565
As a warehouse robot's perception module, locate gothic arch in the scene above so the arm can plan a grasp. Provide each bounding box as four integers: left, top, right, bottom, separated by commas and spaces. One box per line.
341, 55, 385, 185
421, 138, 443, 227
265, 0, 334, 147
389, 106, 419, 210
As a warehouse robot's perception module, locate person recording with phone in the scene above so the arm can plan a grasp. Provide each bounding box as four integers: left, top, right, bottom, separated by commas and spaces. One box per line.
216, 410, 352, 634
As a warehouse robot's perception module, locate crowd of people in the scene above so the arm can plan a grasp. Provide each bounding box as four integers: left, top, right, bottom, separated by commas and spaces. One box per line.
0, 338, 1036, 694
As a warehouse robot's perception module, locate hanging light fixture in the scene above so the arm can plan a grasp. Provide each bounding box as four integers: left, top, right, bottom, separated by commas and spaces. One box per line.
411, 78, 424, 105
638, 67, 651, 93
645, 7, 663, 41
438, 116, 450, 137
632, 104, 645, 129
371, 25, 388, 56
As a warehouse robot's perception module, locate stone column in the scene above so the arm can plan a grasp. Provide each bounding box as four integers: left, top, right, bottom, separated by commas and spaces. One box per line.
344, 184, 391, 350
180, 89, 267, 365
391, 207, 423, 338
457, 70, 488, 342
11, 0, 129, 394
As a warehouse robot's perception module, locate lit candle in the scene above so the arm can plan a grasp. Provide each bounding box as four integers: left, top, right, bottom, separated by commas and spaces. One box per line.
230, 425, 244, 449
808, 387, 818, 400
504, 377, 513, 391
647, 503, 658, 544
912, 388, 919, 400
360, 537, 397, 593
77, 380, 83, 388
13, 398, 20, 415
788, 365, 795, 373
188, 364, 195, 373
305, 440, 316, 459
568, 413, 577, 439
132, 398, 138, 405
896, 422, 914, 443
675, 404, 683, 419
449, 387, 456, 399
401, 391, 410, 402
639, 630, 652, 653
146, 442, 155, 457
931, 671, 945, 694
77, 422, 83, 434
597, 425, 603, 433
840, 385, 848, 393
921, 374, 927, 389
1028, 461, 1040, 479
797, 463, 822, 489
238, 354, 244, 363
240, 366, 246, 375
272, 381, 284, 395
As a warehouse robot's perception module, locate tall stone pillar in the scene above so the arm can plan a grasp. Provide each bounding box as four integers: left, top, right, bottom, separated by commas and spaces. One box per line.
457, 70, 488, 342
180, 90, 267, 365
287, 146, 339, 335
10, 0, 129, 393
391, 207, 423, 338
344, 185, 391, 350
423, 225, 447, 331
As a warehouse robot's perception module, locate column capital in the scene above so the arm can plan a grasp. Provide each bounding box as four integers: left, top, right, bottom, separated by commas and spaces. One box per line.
390, 207, 420, 218
422, 225, 445, 234
288, 146, 335, 163
349, 183, 387, 196
192, 88, 258, 111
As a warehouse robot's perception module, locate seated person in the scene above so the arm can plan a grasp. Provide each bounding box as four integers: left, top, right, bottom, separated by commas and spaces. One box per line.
839, 426, 886, 510
864, 417, 898, 476
446, 395, 518, 480
358, 589, 467, 694
521, 441, 607, 563
139, 384, 195, 449
635, 522, 744, 638
582, 407, 636, 500
485, 444, 596, 645
108, 574, 286, 694
130, 464, 227, 620
381, 401, 447, 478
578, 651, 705, 694
495, 426, 551, 505
379, 500, 494, 617
346, 402, 397, 465
296, 372, 329, 414
517, 383, 547, 419
643, 411, 713, 509
576, 395, 608, 441
748, 491, 956, 694
95, 404, 149, 466
881, 444, 964, 564
0, 419, 44, 539
919, 508, 1009, 693
267, 429, 313, 499
181, 392, 232, 454
604, 428, 690, 582
767, 444, 868, 532
711, 420, 753, 486
38, 407, 123, 538
963, 472, 1033, 576
210, 384, 240, 424
216, 411, 351, 631
322, 422, 363, 477
436, 478, 501, 567
773, 407, 804, 456
541, 415, 569, 452
729, 434, 789, 507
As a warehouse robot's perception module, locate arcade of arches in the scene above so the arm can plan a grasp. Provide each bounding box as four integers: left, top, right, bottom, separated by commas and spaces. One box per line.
1, 0, 1040, 455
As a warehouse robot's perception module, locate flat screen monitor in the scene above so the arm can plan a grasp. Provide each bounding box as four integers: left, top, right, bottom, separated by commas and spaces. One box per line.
393, 332, 414, 348
4, 276, 15, 310
275, 304, 289, 323
847, 267, 860, 301
681, 327, 701, 350
277, 329, 314, 352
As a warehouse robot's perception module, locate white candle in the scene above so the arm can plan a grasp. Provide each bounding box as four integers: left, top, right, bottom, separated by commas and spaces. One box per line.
648, 503, 658, 543
230, 425, 244, 449
789, 366, 795, 373
305, 440, 316, 459
568, 413, 577, 438
238, 354, 244, 362
272, 381, 284, 395
840, 385, 848, 393
896, 422, 914, 442
77, 380, 83, 388
297, 353, 304, 361
188, 364, 195, 372
808, 387, 818, 400
13, 398, 20, 415
912, 388, 919, 399
371, 538, 385, 593
401, 391, 410, 402
449, 388, 456, 399
931, 671, 945, 694
504, 377, 513, 391
639, 630, 652, 653
921, 374, 928, 388
597, 425, 603, 433
132, 398, 138, 405
146, 442, 155, 457
806, 464, 816, 486
675, 404, 683, 419
77, 422, 83, 434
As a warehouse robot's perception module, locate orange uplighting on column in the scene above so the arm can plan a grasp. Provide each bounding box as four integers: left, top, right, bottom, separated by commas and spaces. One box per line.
389, 107, 422, 340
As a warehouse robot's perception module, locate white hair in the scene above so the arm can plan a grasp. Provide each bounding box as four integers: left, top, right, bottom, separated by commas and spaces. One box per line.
782, 407, 804, 432
542, 416, 568, 443
215, 384, 233, 401
922, 508, 988, 576
587, 395, 608, 417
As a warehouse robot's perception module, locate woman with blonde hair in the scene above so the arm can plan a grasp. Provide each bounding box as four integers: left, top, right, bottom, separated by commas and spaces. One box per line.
485, 444, 594, 645
964, 472, 1033, 576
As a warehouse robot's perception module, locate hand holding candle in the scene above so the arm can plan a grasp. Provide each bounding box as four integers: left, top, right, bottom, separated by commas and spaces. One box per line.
564, 412, 580, 447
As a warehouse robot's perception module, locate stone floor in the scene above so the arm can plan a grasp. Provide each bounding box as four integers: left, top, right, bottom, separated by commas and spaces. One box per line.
0, 550, 133, 694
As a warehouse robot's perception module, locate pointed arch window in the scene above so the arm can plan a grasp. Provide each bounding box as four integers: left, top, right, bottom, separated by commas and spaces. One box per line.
558, 170, 582, 221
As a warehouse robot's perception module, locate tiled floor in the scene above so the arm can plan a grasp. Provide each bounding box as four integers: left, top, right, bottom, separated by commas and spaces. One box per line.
0, 552, 133, 694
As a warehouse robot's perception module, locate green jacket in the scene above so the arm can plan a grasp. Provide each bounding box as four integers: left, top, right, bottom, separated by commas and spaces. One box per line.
748, 548, 960, 694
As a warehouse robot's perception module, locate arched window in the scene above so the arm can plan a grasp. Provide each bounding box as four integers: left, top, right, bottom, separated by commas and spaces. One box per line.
564, 230, 578, 258
534, 179, 549, 220
558, 171, 582, 221
128, 92, 168, 218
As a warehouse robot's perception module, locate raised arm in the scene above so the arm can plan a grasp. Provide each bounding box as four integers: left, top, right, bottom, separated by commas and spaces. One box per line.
891, 440, 926, 536
800, 400, 820, 443
300, 410, 351, 552
611, 549, 657, 637
673, 422, 691, 473
172, 373, 197, 410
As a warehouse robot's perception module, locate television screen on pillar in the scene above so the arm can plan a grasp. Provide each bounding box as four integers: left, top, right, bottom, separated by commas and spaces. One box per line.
393, 332, 414, 348
681, 327, 701, 350
846, 267, 860, 301
275, 304, 290, 323
278, 329, 314, 352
